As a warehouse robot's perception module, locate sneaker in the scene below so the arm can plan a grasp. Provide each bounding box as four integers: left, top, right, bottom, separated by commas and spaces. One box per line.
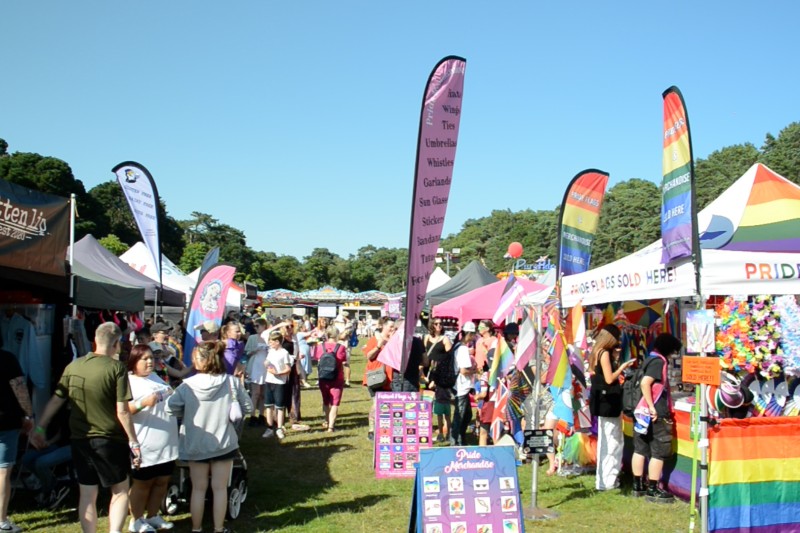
646, 485, 675, 504
48, 485, 71, 510
261, 428, 275, 438
146, 515, 174, 530
129, 517, 156, 532
367, 431, 374, 441
0, 520, 22, 533
276, 427, 286, 440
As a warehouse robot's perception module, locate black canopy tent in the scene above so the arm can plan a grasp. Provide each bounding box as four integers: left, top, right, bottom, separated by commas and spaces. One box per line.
425, 260, 497, 307
72, 235, 185, 307
72, 260, 145, 312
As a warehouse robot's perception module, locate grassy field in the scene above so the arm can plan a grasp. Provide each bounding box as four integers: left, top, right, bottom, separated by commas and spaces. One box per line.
10, 342, 691, 532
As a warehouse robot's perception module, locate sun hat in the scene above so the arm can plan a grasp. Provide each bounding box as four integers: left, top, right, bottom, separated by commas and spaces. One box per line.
194, 320, 220, 334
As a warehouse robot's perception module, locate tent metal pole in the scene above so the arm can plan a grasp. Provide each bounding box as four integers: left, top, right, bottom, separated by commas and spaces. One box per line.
69, 194, 77, 318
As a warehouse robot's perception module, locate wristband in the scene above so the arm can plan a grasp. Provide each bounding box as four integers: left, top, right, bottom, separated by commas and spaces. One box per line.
129, 442, 141, 449
135, 400, 143, 411
34, 426, 46, 435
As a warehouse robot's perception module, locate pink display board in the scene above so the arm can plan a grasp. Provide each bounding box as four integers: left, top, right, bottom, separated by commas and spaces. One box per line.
373, 391, 433, 479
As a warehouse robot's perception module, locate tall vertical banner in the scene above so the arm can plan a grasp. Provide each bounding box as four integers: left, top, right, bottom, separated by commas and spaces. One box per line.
198, 246, 220, 279
112, 161, 162, 285
183, 263, 236, 365
556, 169, 609, 277
661, 86, 697, 264
402, 55, 466, 372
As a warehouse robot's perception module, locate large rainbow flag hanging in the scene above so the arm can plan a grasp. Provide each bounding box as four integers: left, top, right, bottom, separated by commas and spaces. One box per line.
708, 416, 800, 532
557, 169, 609, 277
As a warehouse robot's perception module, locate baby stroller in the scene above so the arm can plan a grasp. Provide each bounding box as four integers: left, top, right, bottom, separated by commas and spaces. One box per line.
162, 450, 249, 520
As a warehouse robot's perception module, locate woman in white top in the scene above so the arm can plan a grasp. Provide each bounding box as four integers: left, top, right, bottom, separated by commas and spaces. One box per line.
244, 319, 269, 426
126, 344, 180, 533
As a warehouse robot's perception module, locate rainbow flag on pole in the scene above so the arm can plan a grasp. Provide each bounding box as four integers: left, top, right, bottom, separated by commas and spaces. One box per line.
488, 335, 514, 389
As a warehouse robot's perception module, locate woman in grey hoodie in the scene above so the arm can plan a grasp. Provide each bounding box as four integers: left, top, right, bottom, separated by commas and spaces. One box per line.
166, 341, 252, 533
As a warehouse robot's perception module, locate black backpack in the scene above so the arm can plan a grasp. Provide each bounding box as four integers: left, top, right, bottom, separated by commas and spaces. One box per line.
622, 359, 647, 416
318, 343, 339, 381
431, 343, 458, 389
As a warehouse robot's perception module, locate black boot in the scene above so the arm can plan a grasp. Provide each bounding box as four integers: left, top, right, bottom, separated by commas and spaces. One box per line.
646, 481, 674, 504
632, 476, 646, 497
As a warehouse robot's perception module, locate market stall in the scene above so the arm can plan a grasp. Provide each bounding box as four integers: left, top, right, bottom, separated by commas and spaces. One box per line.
561, 163, 800, 532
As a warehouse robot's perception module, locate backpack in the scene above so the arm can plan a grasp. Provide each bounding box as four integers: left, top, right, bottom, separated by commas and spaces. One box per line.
622, 354, 667, 416
318, 343, 339, 381
348, 327, 359, 348
431, 343, 458, 390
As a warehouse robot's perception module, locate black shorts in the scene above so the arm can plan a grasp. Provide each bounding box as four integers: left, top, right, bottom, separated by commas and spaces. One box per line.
264, 382, 287, 409
72, 438, 131, 487
191, 449, 239, 464
633, 417, 674, 460
131, 460, 175, 481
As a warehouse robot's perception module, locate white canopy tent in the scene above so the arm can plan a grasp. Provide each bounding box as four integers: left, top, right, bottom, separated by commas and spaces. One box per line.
562, 163, 800, 307
426, 266, 451, 293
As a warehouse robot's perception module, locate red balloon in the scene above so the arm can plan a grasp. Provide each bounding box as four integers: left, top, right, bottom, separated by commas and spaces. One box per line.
507, 242, 523, 259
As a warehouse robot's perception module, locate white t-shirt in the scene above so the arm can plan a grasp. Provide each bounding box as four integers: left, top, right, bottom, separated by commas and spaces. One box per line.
455, 344, 475, 397
128, 373, 179, 468
265, 347, 291, 385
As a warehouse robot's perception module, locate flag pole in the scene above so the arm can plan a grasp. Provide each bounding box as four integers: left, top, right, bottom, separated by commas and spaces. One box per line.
524, 304, 558, 520
68, 193, 77, 318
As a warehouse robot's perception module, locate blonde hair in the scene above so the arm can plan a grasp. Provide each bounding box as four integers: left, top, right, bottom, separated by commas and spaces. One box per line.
589, 329, 620, 370
95, 322, 122, 351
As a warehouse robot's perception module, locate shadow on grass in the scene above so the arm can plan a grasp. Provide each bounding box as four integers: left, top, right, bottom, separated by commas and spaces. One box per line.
255, 494, 390, 529
548, 487, 596, 507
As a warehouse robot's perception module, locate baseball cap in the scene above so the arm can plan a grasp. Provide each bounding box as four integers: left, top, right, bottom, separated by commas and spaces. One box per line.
150, 322, 172, 334
194, 320, 220, 334
462, 322, 476, 333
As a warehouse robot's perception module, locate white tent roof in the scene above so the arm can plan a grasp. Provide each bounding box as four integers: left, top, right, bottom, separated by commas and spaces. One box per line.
426, 267, 451, 293
562, 163, 800, 307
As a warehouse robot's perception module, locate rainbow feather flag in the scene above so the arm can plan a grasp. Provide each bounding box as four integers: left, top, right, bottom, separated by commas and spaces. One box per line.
488, 334, 514, 388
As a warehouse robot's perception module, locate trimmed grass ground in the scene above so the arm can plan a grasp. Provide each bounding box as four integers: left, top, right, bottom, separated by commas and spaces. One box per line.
10, 342, 690, 532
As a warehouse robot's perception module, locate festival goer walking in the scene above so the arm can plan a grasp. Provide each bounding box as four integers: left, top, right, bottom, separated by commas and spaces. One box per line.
262, 332, 292, 440
295, 321, 313, 389
451, 323, 477, 446
126, 344, 179, 532
1, 342, 35, 533
33, 323, 141, 533
282, 324, 302, 424
589, 325, 634, 491
317, 327, 347, 432
165, 341, 252, 533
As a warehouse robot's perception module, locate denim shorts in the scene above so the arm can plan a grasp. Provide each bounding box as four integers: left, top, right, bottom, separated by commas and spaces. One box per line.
0, 429, 21, 468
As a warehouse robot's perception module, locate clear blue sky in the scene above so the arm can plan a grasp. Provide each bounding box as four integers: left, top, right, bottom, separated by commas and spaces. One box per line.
2, 2, 798, 261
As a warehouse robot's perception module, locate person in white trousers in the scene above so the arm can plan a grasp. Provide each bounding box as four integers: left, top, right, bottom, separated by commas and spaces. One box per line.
589, 325, 635, 490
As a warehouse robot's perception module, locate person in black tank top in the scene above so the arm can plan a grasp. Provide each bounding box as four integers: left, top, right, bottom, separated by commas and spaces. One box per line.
424, 320, 454, 444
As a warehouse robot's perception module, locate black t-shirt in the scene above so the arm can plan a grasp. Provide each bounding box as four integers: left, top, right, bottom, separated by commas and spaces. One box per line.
643, 354, 671, 419
0, 349, 25, 430
590, 351, 622, 418
398, 336, 425, 387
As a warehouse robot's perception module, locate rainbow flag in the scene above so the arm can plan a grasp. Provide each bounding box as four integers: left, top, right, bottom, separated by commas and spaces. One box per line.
708, 416, 800, 532
557, 169, 609, 276
565, 302, 586, 351
661, 86, 696, 263
546, 329, 570, 388
488, 335, 514, 388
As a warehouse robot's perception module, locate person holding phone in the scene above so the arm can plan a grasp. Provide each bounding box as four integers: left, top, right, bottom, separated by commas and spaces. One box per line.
589, 325, 635, 491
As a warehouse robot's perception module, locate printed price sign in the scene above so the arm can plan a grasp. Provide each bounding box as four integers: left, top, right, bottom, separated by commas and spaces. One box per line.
522, 429, 554, 455
682, 356, 720, 386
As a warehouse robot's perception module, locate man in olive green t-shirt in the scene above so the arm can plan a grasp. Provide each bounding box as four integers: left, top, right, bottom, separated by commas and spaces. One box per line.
33, 323, 141, 533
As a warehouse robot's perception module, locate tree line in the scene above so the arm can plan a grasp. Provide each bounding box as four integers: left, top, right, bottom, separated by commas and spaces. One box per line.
1, 121, 798, 293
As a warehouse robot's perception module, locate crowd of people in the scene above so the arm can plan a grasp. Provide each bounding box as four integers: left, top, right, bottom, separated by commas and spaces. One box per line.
0, 305, 683, 533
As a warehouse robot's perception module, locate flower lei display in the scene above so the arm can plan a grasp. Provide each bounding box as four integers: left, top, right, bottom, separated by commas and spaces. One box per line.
750, 295, 785, 379
716, 297, 755, 373
774, 295, 800, 377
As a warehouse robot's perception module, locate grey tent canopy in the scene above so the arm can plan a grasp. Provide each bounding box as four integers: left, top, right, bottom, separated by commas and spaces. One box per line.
72, 260, 145, 312
71, 235, 185, 307
425, 260, 497, 307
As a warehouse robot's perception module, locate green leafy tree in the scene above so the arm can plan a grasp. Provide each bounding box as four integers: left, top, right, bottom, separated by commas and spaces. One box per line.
179, 242, 209, 274
760, 122, 800, 184
98, 234, 130, 256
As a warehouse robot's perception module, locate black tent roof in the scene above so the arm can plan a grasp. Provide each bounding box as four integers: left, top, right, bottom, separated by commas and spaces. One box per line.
72, 260, 145, 312
425, 260, 497, 307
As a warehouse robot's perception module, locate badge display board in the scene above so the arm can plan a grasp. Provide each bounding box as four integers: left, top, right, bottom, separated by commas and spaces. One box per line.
374, 392, 433, 479
411, 446, 525, 533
